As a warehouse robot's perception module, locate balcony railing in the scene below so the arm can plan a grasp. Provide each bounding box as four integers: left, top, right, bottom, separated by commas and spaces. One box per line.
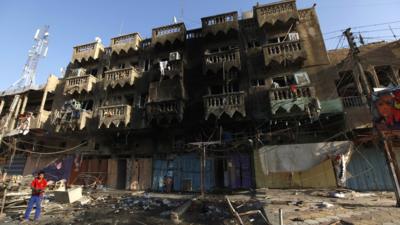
204, 48, 241, 73
52, 110, 92, 132
64, 75, 97, 95
255, 0, 298, 27
152, 23, 186, 46
103, 68, 140, 90
203, 91, 246, 119
263, 40, 306, 66
110, 33, 141, 54
269, 85, 317, 115
71, 41, 104, 63
201, 11, 239, 36
342, 96, 367, 108
146, 100, 184, 122
98, 104, 132, 128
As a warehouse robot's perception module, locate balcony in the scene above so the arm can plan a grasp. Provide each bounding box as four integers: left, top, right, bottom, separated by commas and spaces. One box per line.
110, 33, 141, 55
341, 96, 372, 129
103, 68, 140, 90
146, 100, 185, 123
71, 41, 104, 63
152, 23, 186, 46
203, 92, 246, 119
204, 48, 241, 74
52, 109, 92, 132
163, 60, 184, 79
263, 40, 306, 66
254, 0, 299, 27
30, 110, 51, 129
64, 75, 97, 95
201, 11, 239, 36
98, 104, 132, 128
269, 85, 317, 116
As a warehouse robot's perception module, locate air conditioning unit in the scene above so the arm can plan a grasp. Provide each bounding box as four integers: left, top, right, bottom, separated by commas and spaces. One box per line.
288, 32, 300, 41
169, 52, 181, 61
71, 68, 86, 77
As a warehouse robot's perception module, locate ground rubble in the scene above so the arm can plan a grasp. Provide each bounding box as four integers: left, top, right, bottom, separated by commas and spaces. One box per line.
0, 185, 398, 225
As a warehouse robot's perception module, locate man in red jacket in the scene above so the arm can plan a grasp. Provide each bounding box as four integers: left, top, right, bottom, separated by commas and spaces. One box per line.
23, 171, 47, 222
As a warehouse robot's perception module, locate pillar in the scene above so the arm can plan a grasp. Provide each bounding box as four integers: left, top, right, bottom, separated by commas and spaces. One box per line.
392, 66, 400, 85
20, 95, 28, 114
367, 66, 380, 88
0, 99, 5, 116
39, 90, 48, 112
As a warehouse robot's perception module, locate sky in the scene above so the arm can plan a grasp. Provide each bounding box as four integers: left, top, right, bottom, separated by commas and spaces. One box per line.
0, 0, 399, 90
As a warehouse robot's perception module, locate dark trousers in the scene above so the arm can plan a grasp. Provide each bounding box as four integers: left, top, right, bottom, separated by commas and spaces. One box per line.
24, 195, 42, 220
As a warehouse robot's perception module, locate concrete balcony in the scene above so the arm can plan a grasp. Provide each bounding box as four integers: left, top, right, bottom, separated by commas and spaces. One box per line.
103, 68, 140, 90
98, 104, 132, 128
145, 100, 184, 123
52, 110, 92, 132
201, 11, 239, 36
151, 23, 186, 46
71, 41, 104, 63
269, 85, 317, 116
341, 96, 372, 129
64, 75, 97, 95
263, 40, 306, 66
203, 91, 246, 119
163, 60, 184, 79
204, 48, 241, 74
110, 33, 141, 54
254, 0, 298, 27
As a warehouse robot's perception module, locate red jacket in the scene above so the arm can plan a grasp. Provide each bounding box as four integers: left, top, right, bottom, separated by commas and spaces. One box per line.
31, 178, 47, 196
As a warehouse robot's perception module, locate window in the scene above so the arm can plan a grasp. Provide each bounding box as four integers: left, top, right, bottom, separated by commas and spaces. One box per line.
247, 40, 261, 49
294, 72, 310, 85
336, 70, 359, 97
118, 63, 125, 69
251, 79, 266, 87
272, 74, 296, 87
375, 65, 397, 87
90, 69, 98, 76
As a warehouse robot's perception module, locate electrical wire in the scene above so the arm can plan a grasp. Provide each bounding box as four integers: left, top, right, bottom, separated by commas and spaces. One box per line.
1, 140, 87, 155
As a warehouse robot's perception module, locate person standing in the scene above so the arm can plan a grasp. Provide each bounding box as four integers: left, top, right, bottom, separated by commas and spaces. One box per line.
23, 171, 47, 222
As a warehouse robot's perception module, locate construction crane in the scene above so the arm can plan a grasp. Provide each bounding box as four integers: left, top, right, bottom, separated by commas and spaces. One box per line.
0, 26, 50, 144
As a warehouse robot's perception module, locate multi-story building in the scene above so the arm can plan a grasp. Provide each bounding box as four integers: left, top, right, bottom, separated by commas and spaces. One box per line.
3, 0, 398, 192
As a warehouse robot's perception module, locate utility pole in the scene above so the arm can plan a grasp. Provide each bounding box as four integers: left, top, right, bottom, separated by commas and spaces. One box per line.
188, 141, 220, 198
343, 28, 371, 97
382, 136, 400, 207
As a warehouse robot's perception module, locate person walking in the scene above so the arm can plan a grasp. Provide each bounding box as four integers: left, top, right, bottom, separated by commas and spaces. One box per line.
22, 171, 47, 223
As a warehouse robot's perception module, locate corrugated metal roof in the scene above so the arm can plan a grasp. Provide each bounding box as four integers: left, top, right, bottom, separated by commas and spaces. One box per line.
346, 145, 394, 191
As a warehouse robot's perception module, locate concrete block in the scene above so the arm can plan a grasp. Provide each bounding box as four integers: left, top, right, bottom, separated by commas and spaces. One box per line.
54, 187, 83, 203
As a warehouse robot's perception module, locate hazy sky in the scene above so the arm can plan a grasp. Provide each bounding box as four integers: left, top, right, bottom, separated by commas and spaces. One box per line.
0, 0, 399, 90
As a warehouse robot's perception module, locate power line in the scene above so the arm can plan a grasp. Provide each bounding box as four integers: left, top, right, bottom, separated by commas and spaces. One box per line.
323, 20, 400, 35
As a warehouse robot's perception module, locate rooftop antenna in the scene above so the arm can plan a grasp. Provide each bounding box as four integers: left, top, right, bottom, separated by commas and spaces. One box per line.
6, 25, 49, 93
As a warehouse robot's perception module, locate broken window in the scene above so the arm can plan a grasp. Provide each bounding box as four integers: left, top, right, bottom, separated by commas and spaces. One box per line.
90, 69, 98, 76
210, 85, 223, 95
336, 70, 359, 97
118, 63, 126, 69
375, 65, 397, 87
272, 74, 296, 88
251, 79, 266, 87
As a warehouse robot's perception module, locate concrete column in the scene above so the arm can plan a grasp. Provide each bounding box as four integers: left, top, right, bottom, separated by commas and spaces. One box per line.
0, 99, 5, 116
392, 66, 400, 85
20, 95, 28, 114
9, 97, 22, 129
39, 90, 48, 112
367, 66, 380, 88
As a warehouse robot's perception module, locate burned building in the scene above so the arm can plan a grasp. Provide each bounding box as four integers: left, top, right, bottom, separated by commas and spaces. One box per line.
3, 0, 398, 192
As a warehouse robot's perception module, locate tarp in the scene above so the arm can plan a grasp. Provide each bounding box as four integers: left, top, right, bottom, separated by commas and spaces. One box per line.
257, 141, 352, 173
24, 155, 74, 182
